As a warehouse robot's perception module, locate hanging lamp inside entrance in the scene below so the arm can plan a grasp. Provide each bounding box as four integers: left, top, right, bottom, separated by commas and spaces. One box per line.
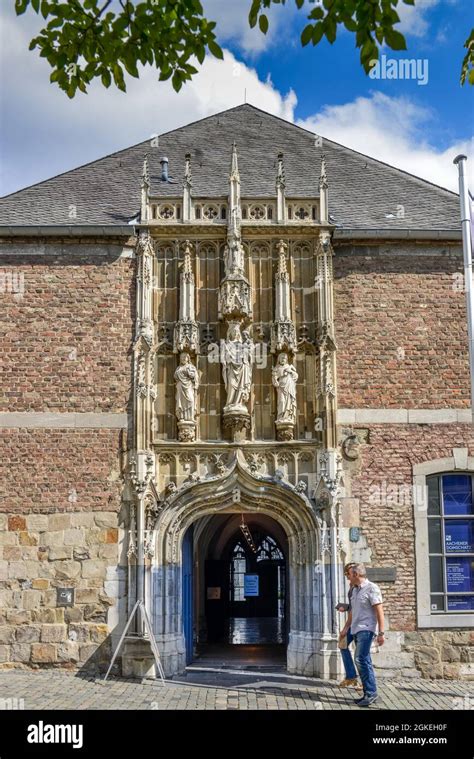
240, 514, 257, 553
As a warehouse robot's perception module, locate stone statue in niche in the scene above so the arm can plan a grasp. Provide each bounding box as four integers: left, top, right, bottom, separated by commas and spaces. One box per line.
221, 322, 253, 411
174, 352, 199, 422
272, 353, 298, 424
224, 239, 244, 276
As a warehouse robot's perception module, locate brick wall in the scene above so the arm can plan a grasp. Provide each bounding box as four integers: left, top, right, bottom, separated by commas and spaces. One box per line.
0, 429, 125, 513
334, 243, 470, 408
0, 243, 134, 412
0, 241, 133, 671
350, 423, 474, 631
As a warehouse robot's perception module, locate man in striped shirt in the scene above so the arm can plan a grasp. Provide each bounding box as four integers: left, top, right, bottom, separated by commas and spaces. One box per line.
344, 563, 385, 707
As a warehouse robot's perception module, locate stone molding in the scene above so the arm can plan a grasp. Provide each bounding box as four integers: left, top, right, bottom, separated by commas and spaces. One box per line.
338, 408, 472, 424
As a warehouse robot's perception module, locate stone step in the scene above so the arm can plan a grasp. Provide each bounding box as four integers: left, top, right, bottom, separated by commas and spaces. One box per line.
375, 667, 421, 680
373, 651, 415, 669
374, 668, 398, 678
400, 668, 422, 678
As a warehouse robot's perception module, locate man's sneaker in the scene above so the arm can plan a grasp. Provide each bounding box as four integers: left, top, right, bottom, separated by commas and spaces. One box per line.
338, 678, 359, 688
356, 695, 378, 707
353, 695, 366, 703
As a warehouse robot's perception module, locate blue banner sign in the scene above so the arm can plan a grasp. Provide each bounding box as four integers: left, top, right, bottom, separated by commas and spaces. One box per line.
446, 557, 473, 592
447, 596, 474, 611
244, 574, 259, 597
444, 521, 474, 552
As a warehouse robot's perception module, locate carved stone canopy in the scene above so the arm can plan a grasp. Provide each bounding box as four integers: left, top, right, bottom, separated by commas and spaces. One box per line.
151, 450, 318, 566
173, 319, 199, 354
218, 276, 252, 321
271, 319, 297, 354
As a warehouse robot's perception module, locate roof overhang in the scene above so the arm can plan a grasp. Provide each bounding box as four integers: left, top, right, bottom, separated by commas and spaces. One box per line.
0, 225, 462, 242
0, 225, 136, 237
334, 228, 462, 241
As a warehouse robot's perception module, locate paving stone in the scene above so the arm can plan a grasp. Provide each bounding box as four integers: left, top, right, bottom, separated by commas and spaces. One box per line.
0, 669, 468, 711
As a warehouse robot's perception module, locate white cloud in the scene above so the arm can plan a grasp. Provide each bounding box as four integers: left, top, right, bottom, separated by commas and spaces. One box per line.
203, 0, 290, 55
298, 92, 473, 191
0, 3, 471, 198
0, 5, 295, 195
396, 0, 440, 38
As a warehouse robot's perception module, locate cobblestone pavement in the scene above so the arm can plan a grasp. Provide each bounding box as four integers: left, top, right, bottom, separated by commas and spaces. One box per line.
0, 668, 471, 710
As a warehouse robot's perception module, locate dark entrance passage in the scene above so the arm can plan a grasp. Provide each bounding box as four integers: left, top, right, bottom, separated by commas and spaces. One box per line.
204, 524, 287, 648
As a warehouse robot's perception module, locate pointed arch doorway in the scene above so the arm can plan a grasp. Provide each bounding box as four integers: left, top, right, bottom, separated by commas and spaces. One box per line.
151, 453, 340, 679
188, 513, 288, 667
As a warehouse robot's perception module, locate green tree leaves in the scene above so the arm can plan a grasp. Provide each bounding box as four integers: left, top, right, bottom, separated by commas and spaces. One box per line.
384, 28, 407, 51
461, 29, 474, 85
13, 0, 474, 95
259, 14, 269, 33
14, 0, 226, 97
248, 0, 472, 86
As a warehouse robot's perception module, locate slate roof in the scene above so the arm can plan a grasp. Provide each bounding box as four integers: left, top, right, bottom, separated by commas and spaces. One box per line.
0, 104, 461, 233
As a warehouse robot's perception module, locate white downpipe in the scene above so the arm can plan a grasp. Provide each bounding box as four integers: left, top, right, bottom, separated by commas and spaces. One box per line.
453, 155, 474, 423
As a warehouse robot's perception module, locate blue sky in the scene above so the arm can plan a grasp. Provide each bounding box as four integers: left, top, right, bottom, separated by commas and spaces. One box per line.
255, 0, 471, 148
0, 0, 472, 196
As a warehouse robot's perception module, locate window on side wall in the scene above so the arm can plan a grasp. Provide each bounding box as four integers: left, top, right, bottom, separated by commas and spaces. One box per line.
427, 473, 474, 613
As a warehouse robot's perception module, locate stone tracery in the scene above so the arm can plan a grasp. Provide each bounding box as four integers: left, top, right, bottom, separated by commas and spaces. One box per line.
126, 146, 345, 680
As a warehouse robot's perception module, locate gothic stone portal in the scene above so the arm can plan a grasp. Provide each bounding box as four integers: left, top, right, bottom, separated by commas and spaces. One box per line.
124, 459, 340, 680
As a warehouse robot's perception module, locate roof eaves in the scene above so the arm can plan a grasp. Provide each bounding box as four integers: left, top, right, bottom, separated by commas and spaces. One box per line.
0, 225, 136, 237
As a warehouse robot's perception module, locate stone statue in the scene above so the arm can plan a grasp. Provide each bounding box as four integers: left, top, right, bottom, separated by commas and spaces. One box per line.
272, 353, 298, 423
224, 239, 244, 276
221, 323, 253, 410
174, 353, 199, 421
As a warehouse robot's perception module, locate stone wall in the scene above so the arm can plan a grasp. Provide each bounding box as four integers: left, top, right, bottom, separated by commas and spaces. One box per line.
404, 630, 474, 680
370, 629, 474, 681
0, 510, 126, 672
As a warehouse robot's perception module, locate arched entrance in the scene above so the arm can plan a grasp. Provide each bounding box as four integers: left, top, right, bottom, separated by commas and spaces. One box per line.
150, 452, 340, 679
185, 513, 288, 666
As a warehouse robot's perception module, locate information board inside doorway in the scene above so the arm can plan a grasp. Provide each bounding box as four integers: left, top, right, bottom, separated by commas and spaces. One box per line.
244, 574, 259, 597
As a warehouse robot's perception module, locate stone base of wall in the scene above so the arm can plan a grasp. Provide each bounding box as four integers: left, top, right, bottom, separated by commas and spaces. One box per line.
0, 511, 126, 674
404, 631, 474, 680
288, 632, 340, 680
371, 631, 420, 680
372, 630, 474, 680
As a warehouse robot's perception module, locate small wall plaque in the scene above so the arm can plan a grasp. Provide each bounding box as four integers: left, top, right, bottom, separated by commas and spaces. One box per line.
207, 587, 221, 600
366, 567, 397, 583
56, 587, 75, 607
349, 527, 360, 542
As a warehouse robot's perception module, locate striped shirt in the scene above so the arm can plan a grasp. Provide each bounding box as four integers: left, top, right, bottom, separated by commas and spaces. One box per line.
350, 579, 383, 635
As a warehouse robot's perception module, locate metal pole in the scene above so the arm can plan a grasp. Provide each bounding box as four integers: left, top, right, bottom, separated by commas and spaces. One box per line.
453, 155, 474, 424
136, 495, 145, 635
